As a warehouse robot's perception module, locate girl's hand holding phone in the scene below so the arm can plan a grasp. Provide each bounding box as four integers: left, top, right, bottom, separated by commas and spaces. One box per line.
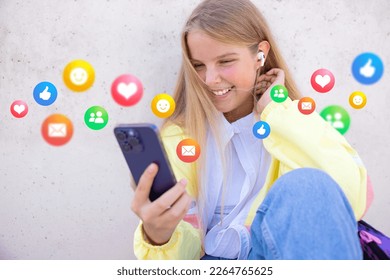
256, 68, 285, 114
131, 163, 192, 245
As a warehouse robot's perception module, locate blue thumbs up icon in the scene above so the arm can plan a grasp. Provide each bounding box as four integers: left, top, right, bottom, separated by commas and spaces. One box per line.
352, 52, 383, 85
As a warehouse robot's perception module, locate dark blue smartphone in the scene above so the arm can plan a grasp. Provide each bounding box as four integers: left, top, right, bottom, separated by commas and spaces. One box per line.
114, 124, 177, 201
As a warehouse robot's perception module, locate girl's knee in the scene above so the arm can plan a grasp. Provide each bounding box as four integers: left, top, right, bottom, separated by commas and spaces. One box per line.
262, 168, 351, 212
272, 168, 342, 197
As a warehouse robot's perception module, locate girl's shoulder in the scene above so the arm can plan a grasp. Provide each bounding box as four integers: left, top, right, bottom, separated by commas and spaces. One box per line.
161, 122, 187, 139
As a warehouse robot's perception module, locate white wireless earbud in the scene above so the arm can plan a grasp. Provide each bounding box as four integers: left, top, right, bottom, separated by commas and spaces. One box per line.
257, 51, 265, 67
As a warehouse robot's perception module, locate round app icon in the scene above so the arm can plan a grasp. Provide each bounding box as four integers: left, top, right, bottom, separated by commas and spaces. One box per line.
41, 114, 73, 146
252, 121, 271, 139
320, 105, 350, 135
176, 138, 201, 163
33, 81, 58, 106
352, 52, 383, 85
84, 106, 109, 130
63, 59, 95, 92
298, 97, 316, 115
10, 100, 28, 118
111, 74, 143, 106
270, 85, 288, 103
310, 68, 335, 93
151, 93, 176, 118
349, 91, 367, 109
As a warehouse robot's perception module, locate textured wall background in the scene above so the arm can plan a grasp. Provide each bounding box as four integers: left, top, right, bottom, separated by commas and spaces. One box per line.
0, 0, 389, 259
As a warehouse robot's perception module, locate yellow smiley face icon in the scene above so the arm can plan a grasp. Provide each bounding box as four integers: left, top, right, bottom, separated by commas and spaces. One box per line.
349, 91, 367, 109
151, 93, 175, 118
63, 59, 95, 92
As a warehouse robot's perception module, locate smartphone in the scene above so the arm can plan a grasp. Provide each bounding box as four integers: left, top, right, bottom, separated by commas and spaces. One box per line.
114, 123, 177, 201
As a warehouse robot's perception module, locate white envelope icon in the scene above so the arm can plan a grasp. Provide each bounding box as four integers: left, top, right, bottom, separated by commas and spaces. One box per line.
301, 102, 312, 110
181, 145, 195, 156
48, 123, 67, 137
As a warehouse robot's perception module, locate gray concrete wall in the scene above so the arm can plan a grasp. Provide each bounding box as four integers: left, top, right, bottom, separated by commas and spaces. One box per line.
0, 0, 389, 259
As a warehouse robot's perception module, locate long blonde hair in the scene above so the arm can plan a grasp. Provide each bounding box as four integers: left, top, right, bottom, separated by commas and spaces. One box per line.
162, 0, 301, 230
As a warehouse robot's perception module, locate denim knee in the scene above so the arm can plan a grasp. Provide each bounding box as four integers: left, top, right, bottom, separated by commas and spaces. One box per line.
248, 168, 362, 259
262, 168, 354, 215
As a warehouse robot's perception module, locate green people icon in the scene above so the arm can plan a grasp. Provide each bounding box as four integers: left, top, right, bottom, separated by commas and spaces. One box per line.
270, 85, 288, 103
320, 105, 350, 135
84, 106, 109, 130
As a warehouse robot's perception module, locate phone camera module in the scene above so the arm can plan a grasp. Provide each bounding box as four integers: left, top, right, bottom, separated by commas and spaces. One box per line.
127, 129, 138, 138
128, 136, 143, 152
120, 129, 143, 152
128, 137, 140, 146
123, 143, 131, 151
116, 130, 127, 141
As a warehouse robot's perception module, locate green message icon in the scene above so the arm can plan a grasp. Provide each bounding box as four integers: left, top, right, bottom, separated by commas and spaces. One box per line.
270, 85, 288, 103
84, 106, 109, 130
320, 105, 350, 135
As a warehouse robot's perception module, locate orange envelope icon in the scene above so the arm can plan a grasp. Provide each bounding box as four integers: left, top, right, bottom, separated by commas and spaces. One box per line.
48, 123, 67, 137
301, 102, 312, 110
181, 145, 196, 156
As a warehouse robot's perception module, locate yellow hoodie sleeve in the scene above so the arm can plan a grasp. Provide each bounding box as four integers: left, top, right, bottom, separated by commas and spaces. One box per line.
133, 124, 202, 259
133, 220, 201, 260
261, 99, 367, 220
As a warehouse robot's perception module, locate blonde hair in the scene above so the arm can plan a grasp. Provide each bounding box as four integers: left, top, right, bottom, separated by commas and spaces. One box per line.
162, 0, 301, 233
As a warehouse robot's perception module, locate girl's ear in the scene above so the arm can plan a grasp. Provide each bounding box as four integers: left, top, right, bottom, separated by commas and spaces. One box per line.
256, 41, 271, 69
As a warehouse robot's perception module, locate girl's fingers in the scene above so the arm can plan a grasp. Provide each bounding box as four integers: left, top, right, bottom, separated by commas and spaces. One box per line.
160, 192, 192, 222
256, 81, 271, 92
260, 81, 271, 88
150, 178, 188, 213
131, 163, 158, 211
258, 74, 274, 83
266, 68, 283, 76
267, 68, 285, 84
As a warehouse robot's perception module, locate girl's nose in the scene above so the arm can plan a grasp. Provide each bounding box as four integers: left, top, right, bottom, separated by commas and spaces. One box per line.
205, 68, 221, 86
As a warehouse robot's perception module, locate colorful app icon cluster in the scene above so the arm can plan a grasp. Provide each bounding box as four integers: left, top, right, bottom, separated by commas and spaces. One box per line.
317, 52, 383, 135
310, 68, 352, 135
9, 58, 200, 162
252, 52, 383, 138
9, 59, 174, 145
10, 59, 110, 146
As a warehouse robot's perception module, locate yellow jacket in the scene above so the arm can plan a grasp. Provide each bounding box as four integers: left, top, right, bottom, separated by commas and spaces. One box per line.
133, 99, 368, 259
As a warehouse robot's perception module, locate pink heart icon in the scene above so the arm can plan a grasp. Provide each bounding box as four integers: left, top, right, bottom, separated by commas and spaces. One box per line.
117, 82, 138, 99
14, 104, 26, 114
311, 69, 335, 93
111, 74, 143, 106
10, 100, 28, 118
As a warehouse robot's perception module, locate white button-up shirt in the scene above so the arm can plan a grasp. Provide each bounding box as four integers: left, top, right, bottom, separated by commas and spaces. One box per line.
202, 112, 272, 259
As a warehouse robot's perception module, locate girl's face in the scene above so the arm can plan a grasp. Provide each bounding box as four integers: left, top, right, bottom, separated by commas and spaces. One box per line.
187, 31, 260, 122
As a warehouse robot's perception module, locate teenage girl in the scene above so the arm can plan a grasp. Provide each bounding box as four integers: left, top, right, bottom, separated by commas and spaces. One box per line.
131, 0, 369, 259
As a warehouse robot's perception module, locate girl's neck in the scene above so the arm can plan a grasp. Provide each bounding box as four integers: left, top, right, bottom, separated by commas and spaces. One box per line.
223, 98, 254, 123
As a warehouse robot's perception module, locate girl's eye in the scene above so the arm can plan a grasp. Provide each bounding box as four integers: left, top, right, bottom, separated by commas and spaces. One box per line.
220, 59, 235, 65
193, 63, 204, 69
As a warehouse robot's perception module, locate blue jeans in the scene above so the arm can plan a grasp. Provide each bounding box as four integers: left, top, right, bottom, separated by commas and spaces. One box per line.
248, 168, 362, 259
202, 168, 362, 260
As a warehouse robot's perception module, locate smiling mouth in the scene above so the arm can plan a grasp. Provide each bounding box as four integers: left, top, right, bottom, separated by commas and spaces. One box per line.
211, 86, 234, 96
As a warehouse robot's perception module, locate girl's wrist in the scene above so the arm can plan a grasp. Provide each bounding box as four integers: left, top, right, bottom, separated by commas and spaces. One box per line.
142, 225, 169, 246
